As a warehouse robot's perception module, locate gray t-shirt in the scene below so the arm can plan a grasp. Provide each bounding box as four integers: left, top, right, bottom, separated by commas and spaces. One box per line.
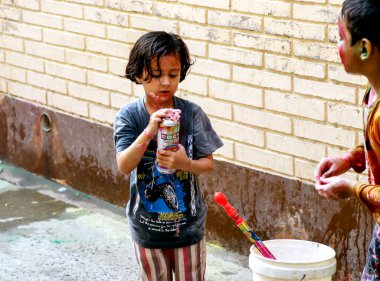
114, 96, 223, 248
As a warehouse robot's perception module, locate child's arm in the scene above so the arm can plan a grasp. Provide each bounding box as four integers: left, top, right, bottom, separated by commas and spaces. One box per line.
187, 154, 214, 175
116, 129, 152, 175
156, 144, 214, 176
314, 176, 380, 211
116, 108, 171, 175
315, 176, 355, 200
314, 144, 366, 181
354, 183, 380, 211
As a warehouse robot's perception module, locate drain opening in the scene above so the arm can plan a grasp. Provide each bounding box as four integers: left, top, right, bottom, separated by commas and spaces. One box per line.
40, 113, 52, 133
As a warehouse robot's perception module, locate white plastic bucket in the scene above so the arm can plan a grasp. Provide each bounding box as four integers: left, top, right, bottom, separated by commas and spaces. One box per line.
249, 239, 336, 281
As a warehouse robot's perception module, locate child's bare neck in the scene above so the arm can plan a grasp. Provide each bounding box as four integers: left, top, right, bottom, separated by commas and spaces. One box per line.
368, 88, 377, 107
368, 81, 380, 101
365, 56, 380, 97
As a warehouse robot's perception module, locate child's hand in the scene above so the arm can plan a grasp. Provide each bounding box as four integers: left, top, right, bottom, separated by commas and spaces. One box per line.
315, 176, 355, 200
169, 109, 181, 121
156, 144, 190, 171
314, 157, 350, 182
146, 108, 171, 137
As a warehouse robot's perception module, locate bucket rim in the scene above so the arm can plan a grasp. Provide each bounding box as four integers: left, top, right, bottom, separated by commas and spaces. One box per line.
250, 239, 336, 264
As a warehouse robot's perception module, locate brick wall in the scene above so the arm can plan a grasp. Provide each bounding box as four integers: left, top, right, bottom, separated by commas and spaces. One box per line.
0, 0, 367, 183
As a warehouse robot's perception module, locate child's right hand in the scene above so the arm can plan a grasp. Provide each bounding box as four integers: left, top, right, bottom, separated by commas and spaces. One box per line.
314, 156, 350, 183
146, 108, 172, 137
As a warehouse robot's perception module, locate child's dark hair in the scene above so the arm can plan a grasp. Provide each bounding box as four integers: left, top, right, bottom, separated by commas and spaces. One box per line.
342, 0, 380, 49
125, 31, 193, 84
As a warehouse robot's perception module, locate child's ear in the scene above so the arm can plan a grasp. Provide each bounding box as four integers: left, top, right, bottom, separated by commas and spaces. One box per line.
360, 39, 372, 61
136, 76, 142, 83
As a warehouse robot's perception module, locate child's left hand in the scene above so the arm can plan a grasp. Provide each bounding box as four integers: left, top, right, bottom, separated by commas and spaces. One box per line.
315, 176, 355, 200
156, 144, 190, 171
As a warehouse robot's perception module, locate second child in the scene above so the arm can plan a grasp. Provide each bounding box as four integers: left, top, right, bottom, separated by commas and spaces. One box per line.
314, 0, 380, 279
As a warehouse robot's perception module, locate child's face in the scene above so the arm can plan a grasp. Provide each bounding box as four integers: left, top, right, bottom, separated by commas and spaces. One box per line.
338, 15, 361, 74
139, 54, 181, 108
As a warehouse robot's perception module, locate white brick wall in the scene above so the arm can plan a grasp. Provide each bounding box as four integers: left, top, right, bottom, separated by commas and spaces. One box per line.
66, 49, 108, 72
179, 74, 208, 96
179, 0, 229, 10
27, 70, 67, 93
208, 11, 261, 31
267, 133, 325, 162
25, 41, 65, 62
69, 82, 109, 105
41, 0, 83, 18
209, 44, 262, 67
5, 51, 44, 72
48, 92, 88, 117
0, 78, 7, 93
3, 20, 42, 40
211, 118, 265, 147
264, 18, 325, 41
156, 3, 206, 24
233, 33, 291, 55
44, 29, 85, 50
209, 79, 262, 108
106, 0, 153, 14
7, 81, 47, 103
234, 105, 292, 134
236, 143, 294, 175
0, 64, 26, 83
265, 54, 325, 79
293, 4, 339, 23
192, 58, 231, 80
23, 11, 63, 29
0, 0, 367, 183
265, 90, 325, 121
232, 0, 291, 17
1, 34, 24, 52
45, 61, 86, 83
234, 66, 291, 91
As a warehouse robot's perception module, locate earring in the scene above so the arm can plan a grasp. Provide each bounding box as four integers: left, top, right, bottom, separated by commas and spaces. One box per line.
361, 48, 369, 60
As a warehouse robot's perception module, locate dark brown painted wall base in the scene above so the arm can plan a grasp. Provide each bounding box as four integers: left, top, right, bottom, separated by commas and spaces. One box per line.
0, 94, 373, 280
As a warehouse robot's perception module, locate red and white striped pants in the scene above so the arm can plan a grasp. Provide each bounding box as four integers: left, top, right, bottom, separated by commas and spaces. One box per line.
133, 238, 206, 281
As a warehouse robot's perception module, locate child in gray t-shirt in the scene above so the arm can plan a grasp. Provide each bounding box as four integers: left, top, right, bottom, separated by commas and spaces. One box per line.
113, 31, 223, 281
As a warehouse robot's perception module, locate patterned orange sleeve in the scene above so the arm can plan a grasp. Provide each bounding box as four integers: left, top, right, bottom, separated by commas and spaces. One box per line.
354, 182, 380, 225
348, 144, 366, 173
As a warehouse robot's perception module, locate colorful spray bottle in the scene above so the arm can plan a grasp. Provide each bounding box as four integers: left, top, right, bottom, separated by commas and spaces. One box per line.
214, 192, 276, 260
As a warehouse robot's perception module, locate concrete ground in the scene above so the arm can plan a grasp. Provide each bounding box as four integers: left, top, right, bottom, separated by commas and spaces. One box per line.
0, 160, 252, 281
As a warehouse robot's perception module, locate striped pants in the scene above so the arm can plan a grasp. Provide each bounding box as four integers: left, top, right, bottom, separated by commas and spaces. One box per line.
133, 239, 206, 281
